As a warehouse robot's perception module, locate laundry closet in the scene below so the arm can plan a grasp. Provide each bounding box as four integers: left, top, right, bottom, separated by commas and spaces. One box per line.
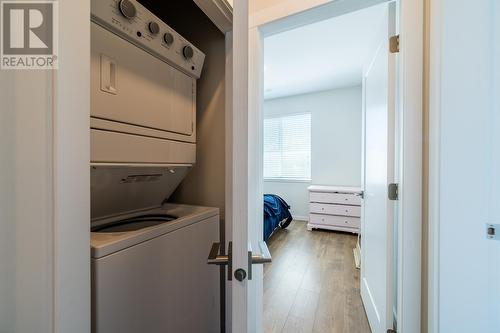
89, 1, 230, 332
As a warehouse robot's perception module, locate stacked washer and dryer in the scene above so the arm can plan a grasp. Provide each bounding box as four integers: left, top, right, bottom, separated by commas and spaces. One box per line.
90, 0, 219, 332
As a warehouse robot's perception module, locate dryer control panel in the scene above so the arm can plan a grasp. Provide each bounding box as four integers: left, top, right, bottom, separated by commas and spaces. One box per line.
91, 0, 205, 79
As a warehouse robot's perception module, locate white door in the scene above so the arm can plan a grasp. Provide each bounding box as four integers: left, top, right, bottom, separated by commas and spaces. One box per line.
224, 0, 267, 332
360, 4, 396, 333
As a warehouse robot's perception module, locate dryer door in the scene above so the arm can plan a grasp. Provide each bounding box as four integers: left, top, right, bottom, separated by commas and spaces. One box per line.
91, 22, 195, 138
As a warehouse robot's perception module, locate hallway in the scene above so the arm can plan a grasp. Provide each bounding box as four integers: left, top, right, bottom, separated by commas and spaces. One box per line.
264, 221, 371, 333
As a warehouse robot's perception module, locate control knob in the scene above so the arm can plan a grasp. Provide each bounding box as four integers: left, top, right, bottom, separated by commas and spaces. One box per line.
118, 0, 136, 19
183, 45, 194, 60
148, 21, 160, 34
163, 32, 174, 46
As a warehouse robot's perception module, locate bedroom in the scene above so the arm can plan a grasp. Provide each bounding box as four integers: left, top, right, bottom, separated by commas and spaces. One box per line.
261, 3, 394, 332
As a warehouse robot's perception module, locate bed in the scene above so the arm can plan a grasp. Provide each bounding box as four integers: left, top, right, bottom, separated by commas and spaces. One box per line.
263, 194, 293, 242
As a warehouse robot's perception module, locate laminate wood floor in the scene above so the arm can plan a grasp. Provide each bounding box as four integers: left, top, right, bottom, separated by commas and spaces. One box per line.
263, 220, 371, 333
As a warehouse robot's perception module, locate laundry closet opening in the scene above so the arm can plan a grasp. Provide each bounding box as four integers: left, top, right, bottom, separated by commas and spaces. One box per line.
89, 1, 227, 332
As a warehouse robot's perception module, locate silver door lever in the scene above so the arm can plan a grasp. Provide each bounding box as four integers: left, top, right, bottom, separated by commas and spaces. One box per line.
251, 241, 272, 264
207, 243, 229, 265
207, 242, 233, 280
207, 241, 272, 281
248, 241, 272, 280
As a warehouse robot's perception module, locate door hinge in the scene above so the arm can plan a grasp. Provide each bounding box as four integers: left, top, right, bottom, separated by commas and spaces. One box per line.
389, 35, 400, 53
486, 224, 499, 240
388, 183, 399, 201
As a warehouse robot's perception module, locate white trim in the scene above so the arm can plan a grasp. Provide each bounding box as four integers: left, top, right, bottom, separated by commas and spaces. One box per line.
229, 1, 250, 332
250, 0, 387, 31
396, 0, 423, 331
248, 26, 265, 333
293, 215, 309, 222
53, 0, 91, 332
224, 30, 234, 333
193, 0, 233, 33
427, 0, 442, 331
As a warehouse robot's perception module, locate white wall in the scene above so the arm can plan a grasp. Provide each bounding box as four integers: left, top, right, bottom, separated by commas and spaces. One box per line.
263, 86, 362, 218
429, 0, 500, 332
0, 1, 90, 332
0, 67, 55, 333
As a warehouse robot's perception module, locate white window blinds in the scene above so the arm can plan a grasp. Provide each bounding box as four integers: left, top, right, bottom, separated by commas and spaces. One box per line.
264, 113, 311, 180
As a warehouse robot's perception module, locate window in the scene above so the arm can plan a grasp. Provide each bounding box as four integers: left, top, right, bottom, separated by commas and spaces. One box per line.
264, 113, 311, 180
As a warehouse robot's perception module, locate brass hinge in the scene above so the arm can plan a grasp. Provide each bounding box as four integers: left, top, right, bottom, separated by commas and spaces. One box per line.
389, 35, 400, 53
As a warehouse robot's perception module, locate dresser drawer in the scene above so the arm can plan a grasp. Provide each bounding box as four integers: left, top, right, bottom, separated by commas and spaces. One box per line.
310, 203, 361, 217
309, 214, 360, 229
309, 191, 361, 206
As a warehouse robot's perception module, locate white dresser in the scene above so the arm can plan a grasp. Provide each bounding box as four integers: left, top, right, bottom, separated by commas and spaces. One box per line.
307, 185, 363, 233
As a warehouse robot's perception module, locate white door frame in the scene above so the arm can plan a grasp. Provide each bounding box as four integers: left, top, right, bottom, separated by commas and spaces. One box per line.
395, 0, 423, 331
225, 1, 251, 332
54, 1, 91, 331
243, 0, 423, 332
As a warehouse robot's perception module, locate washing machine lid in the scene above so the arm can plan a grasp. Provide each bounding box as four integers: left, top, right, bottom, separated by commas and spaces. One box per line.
90, 203, 219, 258
91, 165, 190, 222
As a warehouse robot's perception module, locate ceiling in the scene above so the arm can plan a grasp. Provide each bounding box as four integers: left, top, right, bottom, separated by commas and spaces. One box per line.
264, 4, 387, 100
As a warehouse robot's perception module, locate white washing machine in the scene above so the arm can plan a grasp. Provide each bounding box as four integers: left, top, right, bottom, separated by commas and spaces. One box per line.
90, 167, 220, 333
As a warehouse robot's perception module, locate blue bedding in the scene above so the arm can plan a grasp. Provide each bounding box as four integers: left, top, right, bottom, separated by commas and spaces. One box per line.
263, 194, 293, 241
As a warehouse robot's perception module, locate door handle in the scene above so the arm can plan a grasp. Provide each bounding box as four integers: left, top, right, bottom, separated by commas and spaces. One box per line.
207, 242, 233, 281
248, 241, 272, 280
208, 241, 272, 281
251, 241, 272, 264
207, 243, 229, 265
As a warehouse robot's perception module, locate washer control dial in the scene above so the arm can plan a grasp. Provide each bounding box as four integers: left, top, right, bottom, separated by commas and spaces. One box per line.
148, 21, 160, 34
183, 45, 194, 60
118, 0, 136, 19
163, 32, 174, 46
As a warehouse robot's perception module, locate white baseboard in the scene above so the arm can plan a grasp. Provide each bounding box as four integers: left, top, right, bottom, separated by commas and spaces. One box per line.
293, 215, 309, 222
